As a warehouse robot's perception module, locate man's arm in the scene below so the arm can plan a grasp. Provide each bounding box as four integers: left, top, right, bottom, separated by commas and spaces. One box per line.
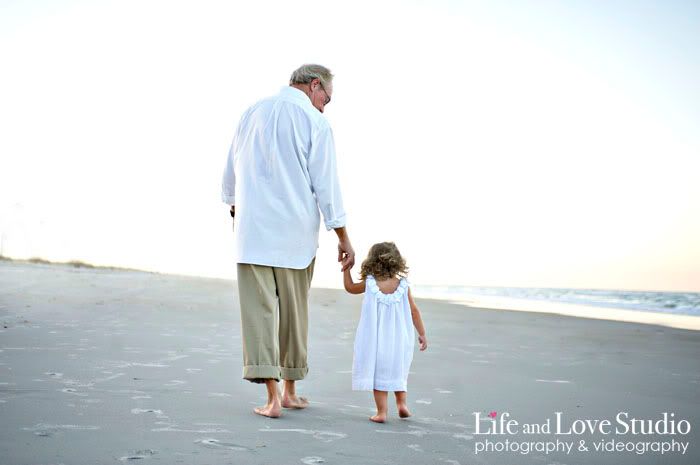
307, 125, 346, 230
334, 226, 355, 271
222, 139, 237, 207
222, 110, 250, 208
307, 125, 353, 270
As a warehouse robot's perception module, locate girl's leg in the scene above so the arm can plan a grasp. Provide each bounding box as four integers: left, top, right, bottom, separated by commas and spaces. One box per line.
371, 390, 388, 423
395, 391, 412, 418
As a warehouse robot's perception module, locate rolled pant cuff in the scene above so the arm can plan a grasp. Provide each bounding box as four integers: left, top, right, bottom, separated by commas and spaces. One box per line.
243, 365, 281, 381
280, 366, 308, 380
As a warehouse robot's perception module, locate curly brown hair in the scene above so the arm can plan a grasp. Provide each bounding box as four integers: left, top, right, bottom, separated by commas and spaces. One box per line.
359, 242, 409, 281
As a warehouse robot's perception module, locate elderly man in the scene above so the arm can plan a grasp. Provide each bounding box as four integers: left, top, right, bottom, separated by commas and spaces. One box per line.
221, 64, 355, 418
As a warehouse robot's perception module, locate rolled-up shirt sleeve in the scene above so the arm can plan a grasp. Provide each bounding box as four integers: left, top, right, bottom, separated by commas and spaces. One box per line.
307, 125, 346, 230
221, 125, 239, 205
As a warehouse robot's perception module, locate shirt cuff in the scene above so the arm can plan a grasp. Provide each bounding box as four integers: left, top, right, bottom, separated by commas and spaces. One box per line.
221, 193, 235, 205
324, 215, 346, 231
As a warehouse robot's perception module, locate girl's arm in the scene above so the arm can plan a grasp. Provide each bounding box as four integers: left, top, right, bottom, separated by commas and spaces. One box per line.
408, 288, 428, 350
343, 269, 366, 294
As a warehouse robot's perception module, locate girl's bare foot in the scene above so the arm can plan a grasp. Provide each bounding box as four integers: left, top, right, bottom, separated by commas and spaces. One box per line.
371, 390, 388, 423
253, 401, 281, 418
281, 394, 309, 409
394, 392, 411, 419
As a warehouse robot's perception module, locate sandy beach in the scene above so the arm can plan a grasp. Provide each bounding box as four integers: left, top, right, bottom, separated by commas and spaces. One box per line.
1, 261, 699, 465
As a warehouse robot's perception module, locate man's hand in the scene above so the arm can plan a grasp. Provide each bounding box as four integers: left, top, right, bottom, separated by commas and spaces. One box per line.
418, 335, 428, 351
229, 205, 235, 218
337, 238, 355, 272
333, 227, 355, 272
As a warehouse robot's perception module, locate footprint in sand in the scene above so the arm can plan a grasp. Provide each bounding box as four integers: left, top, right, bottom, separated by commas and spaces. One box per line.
449, 348, 472, 355
61, 388, 88, 397
152, 425, 231, 433
260, 428, 347, 443
301, 457, 325, 464
131, 408, 165, 416
376, 429, 428, 437
407, 444, 423, 452
415, 399, 432, 405
95, 373, 125, 383
22, 423, 100, 435
164, 380, 186, 387
194, 438, 249, 451
119, 449, 157, 461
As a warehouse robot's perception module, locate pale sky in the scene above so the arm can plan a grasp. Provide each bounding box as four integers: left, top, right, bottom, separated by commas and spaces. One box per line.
1, 0, 698, 292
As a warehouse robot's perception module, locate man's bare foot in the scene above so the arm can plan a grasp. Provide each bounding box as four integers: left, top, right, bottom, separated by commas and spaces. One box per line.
253, 401, 281, 418
281, 394, 309, 409
370, 413, 386, 423
397, 404, 412, 419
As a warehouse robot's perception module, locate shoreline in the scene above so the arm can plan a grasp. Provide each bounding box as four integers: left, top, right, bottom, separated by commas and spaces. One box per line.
449, 295, 700, 332
3, 258, 699, 332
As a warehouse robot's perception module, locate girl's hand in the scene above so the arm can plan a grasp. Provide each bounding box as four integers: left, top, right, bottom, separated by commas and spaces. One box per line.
418, 335, 428, 351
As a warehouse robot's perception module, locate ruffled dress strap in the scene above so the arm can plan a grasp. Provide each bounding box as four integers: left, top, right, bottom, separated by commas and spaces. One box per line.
366, 275, 409, 304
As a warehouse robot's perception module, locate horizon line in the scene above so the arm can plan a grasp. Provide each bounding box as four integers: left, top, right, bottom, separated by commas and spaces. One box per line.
2, 255, 697, 295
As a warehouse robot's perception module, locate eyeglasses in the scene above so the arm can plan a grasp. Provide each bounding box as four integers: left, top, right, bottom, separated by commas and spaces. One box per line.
319, 82, 331, 106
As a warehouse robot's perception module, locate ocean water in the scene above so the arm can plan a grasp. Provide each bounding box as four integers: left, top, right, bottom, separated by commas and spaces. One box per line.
411, 286, 700, 317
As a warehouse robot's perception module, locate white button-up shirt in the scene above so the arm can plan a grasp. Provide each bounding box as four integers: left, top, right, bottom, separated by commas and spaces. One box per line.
221, 86, 346, 269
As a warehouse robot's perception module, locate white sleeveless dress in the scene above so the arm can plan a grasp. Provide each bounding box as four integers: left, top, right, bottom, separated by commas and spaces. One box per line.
352, 275, 415, 392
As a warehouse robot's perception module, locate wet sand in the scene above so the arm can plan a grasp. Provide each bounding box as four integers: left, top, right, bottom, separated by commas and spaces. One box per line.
1, 261, 699, 465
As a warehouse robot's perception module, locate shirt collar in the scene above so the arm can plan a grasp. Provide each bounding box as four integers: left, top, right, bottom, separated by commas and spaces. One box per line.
280, 85, 311, 104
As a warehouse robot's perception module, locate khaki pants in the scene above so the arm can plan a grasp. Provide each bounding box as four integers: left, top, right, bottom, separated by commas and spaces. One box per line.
236, 258, 315, 382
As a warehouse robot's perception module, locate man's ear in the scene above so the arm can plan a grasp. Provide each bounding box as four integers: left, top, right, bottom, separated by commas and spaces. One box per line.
310, 78, 321, 91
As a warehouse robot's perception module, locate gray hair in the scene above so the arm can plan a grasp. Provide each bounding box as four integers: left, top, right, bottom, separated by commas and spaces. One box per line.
289, 64, 333, 88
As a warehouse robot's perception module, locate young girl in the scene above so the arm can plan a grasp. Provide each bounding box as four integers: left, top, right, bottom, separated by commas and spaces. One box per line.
343, 242, 428, 423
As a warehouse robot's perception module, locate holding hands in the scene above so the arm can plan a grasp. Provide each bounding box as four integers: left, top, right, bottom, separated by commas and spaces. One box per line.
335, 229, 355, 272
